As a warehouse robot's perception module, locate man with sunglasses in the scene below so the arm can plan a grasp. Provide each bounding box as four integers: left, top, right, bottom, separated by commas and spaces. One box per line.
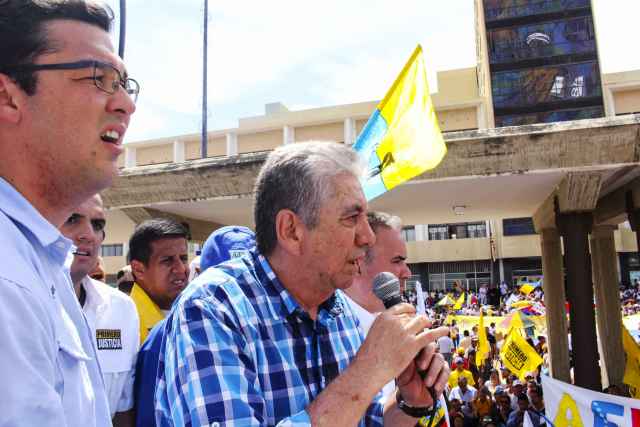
0, 2, 137, 426
60, 195, 140, 427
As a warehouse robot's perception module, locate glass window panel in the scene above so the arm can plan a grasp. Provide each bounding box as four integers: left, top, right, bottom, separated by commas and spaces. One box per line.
101, 244, 123, 257
503, 218, 536, 236
402, 226, 416, 242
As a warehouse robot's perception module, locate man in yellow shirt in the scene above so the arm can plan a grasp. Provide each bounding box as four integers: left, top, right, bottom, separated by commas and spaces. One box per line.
128, 219, 190, 344
449, 356, 476, 389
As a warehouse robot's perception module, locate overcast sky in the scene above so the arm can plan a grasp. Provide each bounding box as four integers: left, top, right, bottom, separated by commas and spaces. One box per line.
106, 1, 640, 143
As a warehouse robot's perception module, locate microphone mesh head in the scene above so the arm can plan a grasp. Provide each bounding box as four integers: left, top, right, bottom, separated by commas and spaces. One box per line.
372, 272, 400, 304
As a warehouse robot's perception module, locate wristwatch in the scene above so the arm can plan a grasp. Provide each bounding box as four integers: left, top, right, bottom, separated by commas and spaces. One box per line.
395, 391, 435, 418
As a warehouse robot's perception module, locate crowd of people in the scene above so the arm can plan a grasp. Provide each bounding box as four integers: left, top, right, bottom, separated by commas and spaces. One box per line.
621, 281, 640, 316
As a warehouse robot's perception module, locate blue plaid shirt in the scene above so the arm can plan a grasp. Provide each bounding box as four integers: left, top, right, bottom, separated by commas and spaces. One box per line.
155, 250, 384, 426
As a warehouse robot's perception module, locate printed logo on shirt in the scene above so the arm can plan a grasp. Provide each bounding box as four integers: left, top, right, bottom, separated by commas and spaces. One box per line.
96, 329, 122, 350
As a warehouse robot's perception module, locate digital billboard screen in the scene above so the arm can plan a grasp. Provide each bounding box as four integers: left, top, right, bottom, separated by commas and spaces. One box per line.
491, 61, 602, 109
488, 16, 595, 64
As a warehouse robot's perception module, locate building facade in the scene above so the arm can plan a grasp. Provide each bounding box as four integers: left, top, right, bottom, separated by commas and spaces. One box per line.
100, 1, 640, 290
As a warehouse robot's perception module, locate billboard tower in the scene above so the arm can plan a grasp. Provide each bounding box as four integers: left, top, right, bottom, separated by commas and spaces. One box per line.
479, 0, 605, 127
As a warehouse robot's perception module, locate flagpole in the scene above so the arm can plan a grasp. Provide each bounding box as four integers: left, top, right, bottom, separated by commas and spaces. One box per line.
118, 0, 126, 59
201, 0, 209, 159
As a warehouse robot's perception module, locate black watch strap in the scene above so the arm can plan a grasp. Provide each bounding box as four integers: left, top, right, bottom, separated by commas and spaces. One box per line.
396, 392, 435, 418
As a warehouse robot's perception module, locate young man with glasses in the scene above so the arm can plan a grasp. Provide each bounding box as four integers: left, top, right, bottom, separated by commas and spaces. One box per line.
0, 2, 137, 426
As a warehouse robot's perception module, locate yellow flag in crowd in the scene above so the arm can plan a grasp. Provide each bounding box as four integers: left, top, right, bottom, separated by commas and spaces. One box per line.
476, 310, 491, 367
453, 292, 465, 310
622, 325, 640, 397
500, 329, 542, 381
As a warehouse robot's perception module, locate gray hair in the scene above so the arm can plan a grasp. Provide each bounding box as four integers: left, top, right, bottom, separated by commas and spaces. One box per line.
254, 141, 364, 255
364, 211, 403, 264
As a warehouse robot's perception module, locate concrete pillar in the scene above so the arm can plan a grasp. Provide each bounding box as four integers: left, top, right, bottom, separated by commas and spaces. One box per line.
604, 88, 616, 117
539, 228, 571, 383
558, 212, 601, 390
590, 225, 625, 388
283, 125, 295, 145
124, 146, 136, 168
344, 118, 356, 145
226, 132, 238, 156
173, 140, 185, 163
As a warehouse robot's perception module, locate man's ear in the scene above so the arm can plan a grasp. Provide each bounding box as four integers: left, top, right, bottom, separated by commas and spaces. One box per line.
274, 209, 305, 256
130, 260, 145, 283
0, 74, 23, 124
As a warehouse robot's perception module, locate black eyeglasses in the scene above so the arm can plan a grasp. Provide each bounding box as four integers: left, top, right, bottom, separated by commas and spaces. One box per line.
2, 60, 140, 103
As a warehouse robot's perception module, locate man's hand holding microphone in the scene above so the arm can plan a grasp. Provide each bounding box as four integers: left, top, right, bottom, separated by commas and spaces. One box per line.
354, 272, 450, 424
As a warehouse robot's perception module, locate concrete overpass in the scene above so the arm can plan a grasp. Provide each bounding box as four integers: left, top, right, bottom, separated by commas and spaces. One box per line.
104, 114, 640, 390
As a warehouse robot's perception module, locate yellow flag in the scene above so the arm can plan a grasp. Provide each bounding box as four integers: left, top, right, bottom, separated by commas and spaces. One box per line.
476, 311, 491, 367
622, 325, 640, 396
500, 329, 542, 381
453, 292, 465, 310
353, 45, 446, 200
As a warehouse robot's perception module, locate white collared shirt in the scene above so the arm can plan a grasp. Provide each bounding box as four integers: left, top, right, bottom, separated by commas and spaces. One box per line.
81, 277, 139, 416
0, 178, 111, 427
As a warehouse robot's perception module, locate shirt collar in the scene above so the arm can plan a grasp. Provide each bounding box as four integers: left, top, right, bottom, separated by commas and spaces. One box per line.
254, 249, 344, 320
0, 177, 72, 256
130, 282, 165, 327
81, 276, 107, 311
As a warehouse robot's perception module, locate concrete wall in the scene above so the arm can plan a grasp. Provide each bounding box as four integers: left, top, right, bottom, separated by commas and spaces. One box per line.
437, 107, 478, 132
501, 235, 541, 258
136, 144, 173, 165
614, 89, 640, 115
238, 129, 282, 153
615, 228, 638, 252
185, 136, 226, 159
407, 237, 492, 263
295, 122, 344, 143
432, 68, 479, 106
102, 209, 136, 274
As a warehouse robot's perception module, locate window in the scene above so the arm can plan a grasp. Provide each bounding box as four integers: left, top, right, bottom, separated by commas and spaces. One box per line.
503, 217, 536, 236
401, 226, 416, 242
101, 244, 123, 257
468, 222, 487, 238
428, 224, 448, 241
428, 222, 486, 240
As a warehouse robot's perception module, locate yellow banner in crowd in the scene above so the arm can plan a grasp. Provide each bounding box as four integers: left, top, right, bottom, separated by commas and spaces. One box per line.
622, 325, 640, 398
446, 315, 547, 337
453, 293, 465, 310
500, 330, 543, 381
476, 311, 490, 366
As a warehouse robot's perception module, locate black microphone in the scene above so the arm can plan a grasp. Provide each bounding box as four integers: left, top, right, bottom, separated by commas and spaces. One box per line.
372, 272, 402, 308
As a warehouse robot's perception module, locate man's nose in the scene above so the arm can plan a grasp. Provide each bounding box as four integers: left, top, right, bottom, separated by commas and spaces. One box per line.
77, 223, 96, 243
356, 217, 376, 248
172, 259, 187, 275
